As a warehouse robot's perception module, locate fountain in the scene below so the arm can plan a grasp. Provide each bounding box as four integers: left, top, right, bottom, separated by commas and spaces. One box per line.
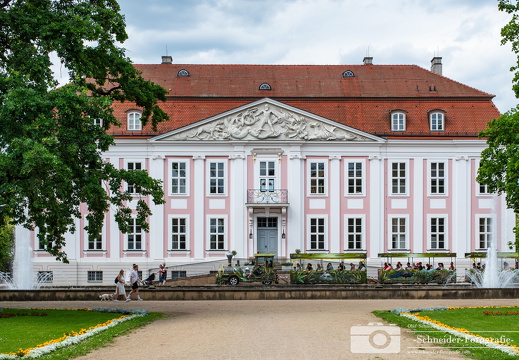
467, 195, 518, 288
0, 226, 44, 289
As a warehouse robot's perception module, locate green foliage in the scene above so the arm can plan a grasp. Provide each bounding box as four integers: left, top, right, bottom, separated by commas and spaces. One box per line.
289, 270, 367, 284
0, 220, 14, 272
0, 0, 168, 262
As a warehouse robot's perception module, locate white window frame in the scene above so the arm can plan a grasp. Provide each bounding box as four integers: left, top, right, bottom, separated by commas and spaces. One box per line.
345, 160, 365, 196
476, 160, 490, 195
208, 216, 227, 251
308, 161, 327, 196
476, 216, 493, 250
429, 161, 447, 196
344, 215, 365, 250
391, 112, 406, 131
389, 161, 408, 195
126, 161, 143, 194
170, 160, 189, 196
428, 215, 448, 250
307, 215, 327, 250
170, 216, 189, 251
430, 112, 445, 131
207, 160, 227, 195
93, 118, 103, 127
85, 217, 105, 251
389, 216, 408, 250
256, 159, 278, 192
127, 111, 142, 131
126, 217, 143, 251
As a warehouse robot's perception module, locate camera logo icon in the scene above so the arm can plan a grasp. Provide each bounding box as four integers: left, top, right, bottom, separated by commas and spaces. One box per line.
350, 323, 401, 353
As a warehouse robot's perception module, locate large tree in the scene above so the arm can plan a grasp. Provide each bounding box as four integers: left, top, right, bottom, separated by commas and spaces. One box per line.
0, 0, 168, 262
477, 0, 519, 249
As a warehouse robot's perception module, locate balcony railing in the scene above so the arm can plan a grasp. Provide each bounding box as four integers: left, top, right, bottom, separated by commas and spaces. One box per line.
247, 189, 288, 204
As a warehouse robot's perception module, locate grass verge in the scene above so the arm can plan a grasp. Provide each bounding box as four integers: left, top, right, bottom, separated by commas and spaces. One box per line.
0, 308, 164, 359
373, 309, 518, 360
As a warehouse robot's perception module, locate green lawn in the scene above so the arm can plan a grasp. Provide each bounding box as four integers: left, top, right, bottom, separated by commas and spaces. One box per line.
374, 306, 519, 360
0, 308, 163, 359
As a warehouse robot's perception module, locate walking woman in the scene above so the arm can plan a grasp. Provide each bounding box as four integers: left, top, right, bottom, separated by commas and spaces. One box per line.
113, 269, 126, 302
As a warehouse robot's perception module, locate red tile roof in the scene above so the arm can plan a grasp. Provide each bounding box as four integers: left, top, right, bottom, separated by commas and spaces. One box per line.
108, 64, 500, 139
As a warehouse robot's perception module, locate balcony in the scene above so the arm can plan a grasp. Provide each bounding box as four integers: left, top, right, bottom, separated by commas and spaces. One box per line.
247, 189, 288, 206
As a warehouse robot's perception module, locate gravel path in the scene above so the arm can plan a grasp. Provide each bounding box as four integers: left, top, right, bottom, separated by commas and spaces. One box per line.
1, 298, 515, 360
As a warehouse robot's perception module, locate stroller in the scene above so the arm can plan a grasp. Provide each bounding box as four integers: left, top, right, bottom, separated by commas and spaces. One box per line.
142, 273, 155, 287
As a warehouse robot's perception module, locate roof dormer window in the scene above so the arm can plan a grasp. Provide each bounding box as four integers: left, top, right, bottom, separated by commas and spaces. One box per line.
177, 69, 190, 77
342, 70, 355, 77
390, 110, 407, 131
429, 111, 445, 131
127, 111, 142, 131
259, 83, 271, 90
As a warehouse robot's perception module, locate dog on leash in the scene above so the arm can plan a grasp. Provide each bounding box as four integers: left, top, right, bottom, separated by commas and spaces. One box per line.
99, 293, 113, 301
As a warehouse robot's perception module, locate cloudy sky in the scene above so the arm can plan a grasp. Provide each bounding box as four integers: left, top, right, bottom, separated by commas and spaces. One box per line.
116, 0, 518, 113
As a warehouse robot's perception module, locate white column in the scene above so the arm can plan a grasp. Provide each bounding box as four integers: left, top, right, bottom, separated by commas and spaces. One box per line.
229, 151, 246, 258
329, 155, 341, 253
368, 155, 383, 259
453, 156, 470, 255
413, 158, 424, 253
149, 154, 165, 260
288, 149, 305, 253
193, 155, 205, 260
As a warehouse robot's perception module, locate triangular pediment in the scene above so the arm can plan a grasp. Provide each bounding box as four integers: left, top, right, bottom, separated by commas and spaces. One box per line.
152, 98, 383, 142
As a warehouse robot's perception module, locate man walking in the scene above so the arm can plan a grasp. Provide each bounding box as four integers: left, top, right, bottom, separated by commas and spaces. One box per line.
126, 264, 143, 301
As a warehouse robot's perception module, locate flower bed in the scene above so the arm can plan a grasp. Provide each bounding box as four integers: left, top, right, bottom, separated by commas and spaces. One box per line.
290, 269, 367, 284
396, 306, 519, 357
379, 269, 455, 284
0, 308, 148, 359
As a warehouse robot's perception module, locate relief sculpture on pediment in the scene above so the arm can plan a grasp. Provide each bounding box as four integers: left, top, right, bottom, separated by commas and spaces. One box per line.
170, 104, 368, 141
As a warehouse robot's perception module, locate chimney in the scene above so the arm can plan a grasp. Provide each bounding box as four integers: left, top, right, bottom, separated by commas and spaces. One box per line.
431, 56, 442, 75
161, 55, 173, 64
363, 56, 373, 65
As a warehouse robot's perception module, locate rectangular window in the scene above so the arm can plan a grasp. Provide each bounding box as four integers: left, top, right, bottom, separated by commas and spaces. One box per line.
127, 162, 142, 194
430, 217, 446, 250
88, 233, 103, 250
126, 218, 142, 250
430, 162, 445, 195
347, 162, 363, 195
391, 162, 406, 194
171, 218, 187, 250
87, 271, 103, 283
259, 161, 275, 192
309, 218, 325, 250
37, 271, 53, 283
209, 162, 225, 194
171, 162, 187, 194
209, 218, 225, 250
346, 217, 363, 250
310, 162, 326, 194
478, 217, 492, 249
38, 239, 53, 251
391, 217, 407, 250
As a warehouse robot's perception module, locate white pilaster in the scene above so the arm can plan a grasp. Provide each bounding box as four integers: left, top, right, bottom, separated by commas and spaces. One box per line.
193, 155, 205, 259
329, 155, 341, 253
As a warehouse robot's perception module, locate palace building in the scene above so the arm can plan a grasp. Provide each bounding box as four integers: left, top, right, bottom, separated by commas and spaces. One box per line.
22, 56, 515, 285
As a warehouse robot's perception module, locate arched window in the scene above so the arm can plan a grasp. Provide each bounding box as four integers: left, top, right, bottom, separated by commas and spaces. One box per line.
342, 70, 354, 77
390, 112, 406, 131
127, 112, 142, 131
429, 112, 445, 131
177, 69, 190, 77
259, 83, 271, 90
